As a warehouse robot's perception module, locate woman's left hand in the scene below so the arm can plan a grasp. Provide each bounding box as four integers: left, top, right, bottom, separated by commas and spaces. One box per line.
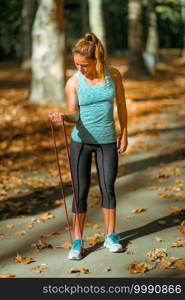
117, 135, 128, 154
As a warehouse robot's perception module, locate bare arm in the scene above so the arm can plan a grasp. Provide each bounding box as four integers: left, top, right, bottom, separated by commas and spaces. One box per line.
64, 73, 79, 123
48, 73, 79, 124
110, 67, 128, 153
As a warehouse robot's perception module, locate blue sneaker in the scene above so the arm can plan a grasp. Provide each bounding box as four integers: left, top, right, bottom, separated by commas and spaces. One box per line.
104, 233, 123, 253
68, 239, 84, 260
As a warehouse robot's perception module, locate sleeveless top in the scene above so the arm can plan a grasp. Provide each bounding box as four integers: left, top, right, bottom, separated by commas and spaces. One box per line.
71, 70, 117, 144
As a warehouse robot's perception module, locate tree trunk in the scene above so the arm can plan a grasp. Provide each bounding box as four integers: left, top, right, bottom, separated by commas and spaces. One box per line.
144, 0, 159, 75
21, 0, 38, 69
29, 0, 66, 106
88, 0, 107, 52
181, 0, 185, 57
125, 0, 149, 77
80, 0, 89, 34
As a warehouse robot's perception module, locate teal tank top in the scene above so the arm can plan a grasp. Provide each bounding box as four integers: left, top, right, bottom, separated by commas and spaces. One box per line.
71, 70, 117, 144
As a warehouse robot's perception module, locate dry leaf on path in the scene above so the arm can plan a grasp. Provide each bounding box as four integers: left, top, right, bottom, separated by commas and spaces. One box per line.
84, 223, 94, 227
0, 273, 16, 278
127, 186, 136, 192
86, 232, 105, 240
31, 266, 48, 273
69, 267, 90, 274
6, 224, 14, 229
32, 239, 53, 249
128, 262, 154, 274
170, 239, 185, 247
160, 258, 176, 269
132, 208, 147, 214
13, 253, 35, 264
174, 258, 185, 270
167, 206, 184, 215
146, 248, 168, 261
87, 239, 101, 246
158, 192, 174, 198
178, 221, 185, 235
40, 230, 60, 238
27, 222, 34, 229
15, 230, 26, 236
92, 224, 101, 229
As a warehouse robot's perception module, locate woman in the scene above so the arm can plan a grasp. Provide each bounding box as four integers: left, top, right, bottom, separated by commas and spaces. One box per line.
50, 32, 128, 260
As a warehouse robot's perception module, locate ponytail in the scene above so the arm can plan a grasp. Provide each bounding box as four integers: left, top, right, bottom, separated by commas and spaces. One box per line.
72, 32, 105, 81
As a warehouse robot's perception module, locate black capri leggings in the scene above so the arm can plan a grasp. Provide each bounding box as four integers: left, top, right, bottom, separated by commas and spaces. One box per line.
69, 139, 118, 213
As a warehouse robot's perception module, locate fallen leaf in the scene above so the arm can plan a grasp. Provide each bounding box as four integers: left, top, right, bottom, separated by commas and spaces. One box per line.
6, 224, 14, 229
13, 253, 35, 264
160, 258, 176, 269
15, 230, 26, 236
31, 266, 48, 273
56, 242, 71, 249
84, 223, 94, 227
92, 224, 101, 229
127, 186, 136, 192
131, 208, 147, 214
87, 239, 101, 246
88, 199, 100, 208
146, 248, 168, 261
69, 267, 90, 274
40, 230, 60, 238
86, 232, 105, 240
170, 239, 185, 247
0, 273, 16, 278
126, 251, 134, 255
178, 221, 185, 235
167, 206, 184, 215
27, 222, 34, 229
158, 192, 174, 198
128, 262, 154, 274
32, 239, 53, 249
174, 258, 185, 270
175, 193, 185, 201
154, 172, 170, 179
175, 179, 185, 184
54, 199, 63, 206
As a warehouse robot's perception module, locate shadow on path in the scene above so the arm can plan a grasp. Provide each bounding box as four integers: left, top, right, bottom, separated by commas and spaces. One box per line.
83, 212, 185, 258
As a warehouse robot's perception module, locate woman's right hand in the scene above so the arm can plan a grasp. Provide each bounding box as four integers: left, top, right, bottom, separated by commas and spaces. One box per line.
48, 112, 65, 122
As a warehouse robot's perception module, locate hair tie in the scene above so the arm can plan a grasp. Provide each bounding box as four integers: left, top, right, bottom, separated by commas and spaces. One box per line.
84, 35, 92, 41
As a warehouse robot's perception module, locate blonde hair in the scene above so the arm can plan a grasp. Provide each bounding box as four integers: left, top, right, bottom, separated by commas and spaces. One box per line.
72, 32, 105, 81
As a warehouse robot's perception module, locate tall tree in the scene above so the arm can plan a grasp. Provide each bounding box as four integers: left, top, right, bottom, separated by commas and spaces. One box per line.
29, 0, 65, 106
88, 0, 107, 51
21, 0, 37, 69
145, 0, 159, 75
181, 0, 185, 56
80, 0, 89, 34
126, 0, 149, 77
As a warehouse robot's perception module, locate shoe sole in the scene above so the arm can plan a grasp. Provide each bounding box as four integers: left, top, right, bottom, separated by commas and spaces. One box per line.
104, 242, 123, 253
68, 248, 84, 260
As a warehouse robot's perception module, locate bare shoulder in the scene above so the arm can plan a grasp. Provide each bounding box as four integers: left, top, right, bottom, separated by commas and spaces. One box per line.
65, 72, 78, 92
108, 67, 122, 81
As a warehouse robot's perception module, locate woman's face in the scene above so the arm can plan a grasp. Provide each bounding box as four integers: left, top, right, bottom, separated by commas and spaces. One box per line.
73, 54, 97, 76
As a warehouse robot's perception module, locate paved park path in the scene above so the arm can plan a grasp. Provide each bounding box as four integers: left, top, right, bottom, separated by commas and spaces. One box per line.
0, 91, 185, 279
